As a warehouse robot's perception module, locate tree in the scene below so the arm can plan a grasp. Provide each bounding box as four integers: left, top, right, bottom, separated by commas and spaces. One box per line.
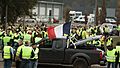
0, 0, 37, 30
116, 0, 120, 25
101, 0, 106, 24
63, 5, 71, 23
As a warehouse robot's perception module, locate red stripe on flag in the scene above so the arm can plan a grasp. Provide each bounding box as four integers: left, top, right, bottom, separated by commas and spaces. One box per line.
47, 26, 56, 40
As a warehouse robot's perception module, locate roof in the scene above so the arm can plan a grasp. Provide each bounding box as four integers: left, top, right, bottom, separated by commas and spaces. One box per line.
38, 0, 64, 4
38, 1, 64, 5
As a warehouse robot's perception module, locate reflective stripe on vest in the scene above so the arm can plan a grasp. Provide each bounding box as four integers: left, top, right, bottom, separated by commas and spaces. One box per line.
3, 46, 11, 59
22, 46, 32, 59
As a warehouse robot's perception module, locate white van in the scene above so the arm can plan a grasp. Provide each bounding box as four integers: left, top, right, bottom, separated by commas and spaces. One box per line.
100, 23, 117, 33
25, 18, 37, 23
75, 11, 82, 19
74, 16, 85, 23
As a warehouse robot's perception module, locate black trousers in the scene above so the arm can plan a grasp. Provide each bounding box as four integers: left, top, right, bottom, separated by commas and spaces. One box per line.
115, 62, 120, 68
16, 60, 21, 68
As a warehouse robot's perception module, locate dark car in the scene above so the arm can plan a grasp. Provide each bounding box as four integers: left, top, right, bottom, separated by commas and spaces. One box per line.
36, 36, 104, 68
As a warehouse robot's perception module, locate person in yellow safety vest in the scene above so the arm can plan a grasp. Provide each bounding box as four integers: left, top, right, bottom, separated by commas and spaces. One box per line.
15, 40, 24, 68
35, 36, 42, 43
100, 36, 105, 46
77, 28, 83, 39
82, 28, 88, 39
90, 29, 96, 37
19, 31, 24, 40
3, 33, 12, 46
41, 28, 48, 38
92, 40, 101, 47
106, 37, 113, 47
19, 41, 35, 68
13, 32, 20, 43
23, 32, 32, 44
103, 25, 110, 36
13, 30, 20, 50
115, 42, 120, 68
94, 26, 98, 34
30, 43, 39, 68
2, 42, 14, 68
106, 46, 116, 68
9, 29, 13, 37
32, 30, 36, 38
32, 30, 41, 43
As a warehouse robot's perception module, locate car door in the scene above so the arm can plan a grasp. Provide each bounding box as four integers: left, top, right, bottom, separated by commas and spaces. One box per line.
38, 39, 53, 63
51, 39, 65, 63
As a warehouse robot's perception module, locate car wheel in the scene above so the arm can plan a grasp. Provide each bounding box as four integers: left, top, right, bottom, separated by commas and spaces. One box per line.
73, 58, 89, 68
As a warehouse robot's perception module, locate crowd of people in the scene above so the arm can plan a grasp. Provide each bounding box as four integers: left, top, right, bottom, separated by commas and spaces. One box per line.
0, 23, 47, 68
0, 23, 119, 68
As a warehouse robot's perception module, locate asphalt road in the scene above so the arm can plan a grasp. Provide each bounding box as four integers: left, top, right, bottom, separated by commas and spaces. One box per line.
0, 62, 107, 68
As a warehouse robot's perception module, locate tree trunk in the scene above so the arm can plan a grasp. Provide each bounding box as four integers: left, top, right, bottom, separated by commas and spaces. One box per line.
116, 0, 120, 25
101, 0, 106, 24
1, 5, 6, 30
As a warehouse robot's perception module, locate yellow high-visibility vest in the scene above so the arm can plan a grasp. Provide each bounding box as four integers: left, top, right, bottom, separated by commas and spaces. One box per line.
106, 38, 112, 46
3, 46, 11, 59
35, 37, 42, 43
31, 48, 39, 59
23, 33, 31, 43
22, 46, 32, 59
16, 45, 24, 56
107, 49, 116, 62
3, 36, 11, 46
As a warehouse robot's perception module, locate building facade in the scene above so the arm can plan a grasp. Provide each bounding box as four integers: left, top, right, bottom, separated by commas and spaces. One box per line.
32, 0, 64, 20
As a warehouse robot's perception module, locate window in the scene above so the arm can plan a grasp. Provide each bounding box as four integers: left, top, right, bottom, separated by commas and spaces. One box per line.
54, 39, 63, 49
39, 39, 53, 48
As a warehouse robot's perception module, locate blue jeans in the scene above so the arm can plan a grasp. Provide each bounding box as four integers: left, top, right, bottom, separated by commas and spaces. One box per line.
107, 62, 115, 68
20, 59, 30, 68
4, 59, 12, 68
30, 60, 38, 68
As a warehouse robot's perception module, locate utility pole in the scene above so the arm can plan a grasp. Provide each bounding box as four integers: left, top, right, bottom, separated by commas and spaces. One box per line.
116, 0, 120, 25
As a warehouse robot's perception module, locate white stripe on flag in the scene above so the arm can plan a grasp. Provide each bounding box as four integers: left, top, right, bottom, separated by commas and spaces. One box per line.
54, 24, 63, 38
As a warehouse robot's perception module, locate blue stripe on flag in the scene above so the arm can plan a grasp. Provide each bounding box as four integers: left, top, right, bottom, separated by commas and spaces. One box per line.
63, 22, 71, 35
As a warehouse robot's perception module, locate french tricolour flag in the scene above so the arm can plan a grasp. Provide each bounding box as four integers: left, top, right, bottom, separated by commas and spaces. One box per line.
47, 22, 71, 40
